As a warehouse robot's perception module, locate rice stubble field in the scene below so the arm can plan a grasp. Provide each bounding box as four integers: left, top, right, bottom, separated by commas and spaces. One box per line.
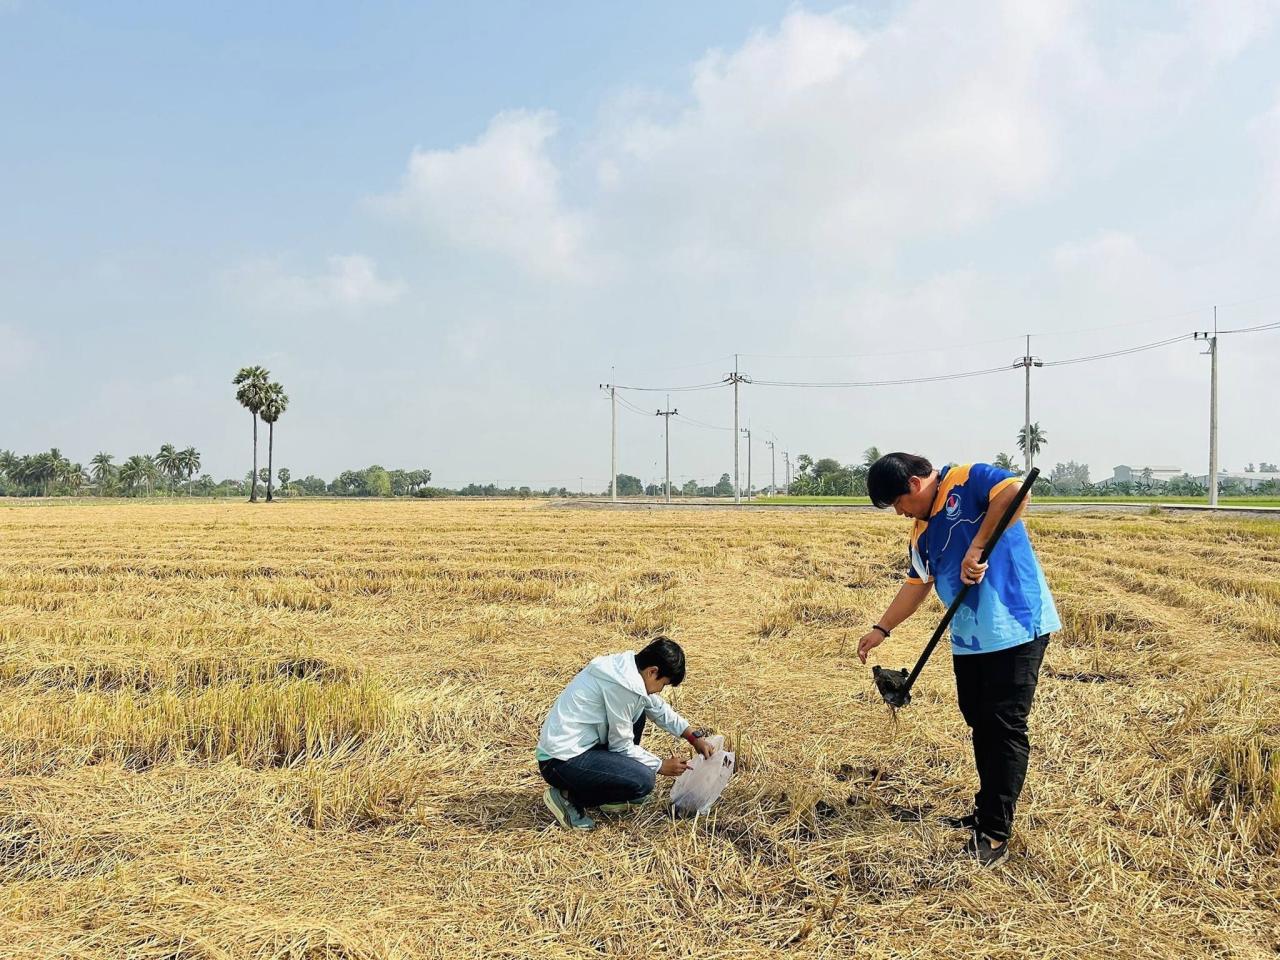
0, 499, 1277, 958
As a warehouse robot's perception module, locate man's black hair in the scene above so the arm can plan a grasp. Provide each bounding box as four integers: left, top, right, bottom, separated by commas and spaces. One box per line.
635, 636, 686, 686
867, 452, 934, 509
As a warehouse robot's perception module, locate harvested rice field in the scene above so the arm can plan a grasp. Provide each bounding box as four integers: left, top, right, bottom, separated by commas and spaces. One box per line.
0, 499, 1277, 959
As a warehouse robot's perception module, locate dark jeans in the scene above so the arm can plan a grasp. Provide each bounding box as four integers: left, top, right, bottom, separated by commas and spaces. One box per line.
538, 717, 655, 810
952, 635, 1049, 842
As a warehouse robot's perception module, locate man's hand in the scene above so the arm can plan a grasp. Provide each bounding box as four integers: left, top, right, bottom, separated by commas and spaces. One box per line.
659, 756, 693, 777
690, 736, 716, 759
857, 629, 885, 664
961, 542, 988, 585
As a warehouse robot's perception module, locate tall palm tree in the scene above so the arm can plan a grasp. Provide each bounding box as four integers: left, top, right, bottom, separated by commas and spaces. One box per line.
260, 382, 288, 503
1016, 423, 1047, 469
90, 452, 116, 495
179, 447, 201, 492
141, 455, 160, 497
155, 444, 179, 494
233, 366, 271, 502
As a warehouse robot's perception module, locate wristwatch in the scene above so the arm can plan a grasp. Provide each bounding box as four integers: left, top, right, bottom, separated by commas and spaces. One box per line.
871, 624, 891, 638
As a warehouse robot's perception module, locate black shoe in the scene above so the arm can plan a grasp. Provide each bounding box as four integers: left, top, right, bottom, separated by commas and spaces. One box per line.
962, 831, 1010, 868
939, 812, 978, 830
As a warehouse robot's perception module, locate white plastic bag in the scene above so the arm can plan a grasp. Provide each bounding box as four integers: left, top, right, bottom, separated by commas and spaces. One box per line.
670, 734, 735, 817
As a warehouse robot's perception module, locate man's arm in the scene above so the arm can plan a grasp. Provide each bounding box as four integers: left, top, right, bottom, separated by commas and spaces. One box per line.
961, 479, 1026, 585
856, 579, 933, 663
644, 696, 716, 759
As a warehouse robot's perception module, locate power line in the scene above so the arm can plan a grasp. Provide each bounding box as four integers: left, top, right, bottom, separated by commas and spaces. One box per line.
1039, 333, 1194, 368
752, 362, 1017, 388
1218, 319, 1280, 335
613, 379, 728, 393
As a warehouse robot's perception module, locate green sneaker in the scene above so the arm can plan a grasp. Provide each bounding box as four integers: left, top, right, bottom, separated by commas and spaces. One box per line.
543, 787, 595, 830
598, 798, 650, 815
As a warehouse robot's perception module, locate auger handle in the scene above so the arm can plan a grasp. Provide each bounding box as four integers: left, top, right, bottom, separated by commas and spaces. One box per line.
895, 467, 1040, 697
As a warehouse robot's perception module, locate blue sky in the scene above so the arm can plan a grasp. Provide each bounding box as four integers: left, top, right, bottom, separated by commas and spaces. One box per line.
3, 1, 1279, 488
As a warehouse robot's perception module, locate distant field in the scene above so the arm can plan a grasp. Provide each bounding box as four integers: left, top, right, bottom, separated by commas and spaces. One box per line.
0, 500, 1276, 957
755, 494, 1280, 507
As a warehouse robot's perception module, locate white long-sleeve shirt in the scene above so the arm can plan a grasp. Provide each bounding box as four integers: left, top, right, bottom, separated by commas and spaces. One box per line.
536, 652, 691, 772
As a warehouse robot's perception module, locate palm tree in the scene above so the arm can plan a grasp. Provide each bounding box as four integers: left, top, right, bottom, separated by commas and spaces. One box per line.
277, 467, 291, 496
233, 366, 271, 502
119, 455, 148, 496
0, 450, 15, 493
1016, 423, 1047, 469
993, 452, 1018, 472
155, 444, 179, 494
65, 464, 87, 495
177, 447, 200, 492
45, 448, 70, 495
90, 452, 116, 495
260, 381, 288, 502
141, 455, 160, 496
863, 446, 881, 469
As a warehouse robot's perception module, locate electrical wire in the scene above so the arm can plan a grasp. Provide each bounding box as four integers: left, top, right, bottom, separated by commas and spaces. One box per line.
751, 362, 1017, 388
613, 379, 729, 393
1218, 320, 1280, 335
609, 323, 1275, 391
1040, 333, 1195, 367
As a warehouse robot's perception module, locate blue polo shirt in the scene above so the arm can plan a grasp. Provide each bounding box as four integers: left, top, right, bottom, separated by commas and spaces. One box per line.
907, 463, 1061, 655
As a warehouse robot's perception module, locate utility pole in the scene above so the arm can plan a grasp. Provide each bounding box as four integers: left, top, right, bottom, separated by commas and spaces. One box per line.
1194, 307, 1219, 507
599, 382, 618, 502
784, 451, 791, 493
740, 428, 752, 498
1014, 335, 1043, 473
656, 396, 678, 504
765, 439, 776, 494
732, 358, 747, 506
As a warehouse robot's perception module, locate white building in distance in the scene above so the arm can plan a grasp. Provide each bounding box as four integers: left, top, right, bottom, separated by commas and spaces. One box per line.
1103, 465, 1185, 487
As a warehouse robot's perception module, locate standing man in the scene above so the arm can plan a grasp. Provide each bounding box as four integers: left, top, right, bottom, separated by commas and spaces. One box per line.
857, 453, 1060, 867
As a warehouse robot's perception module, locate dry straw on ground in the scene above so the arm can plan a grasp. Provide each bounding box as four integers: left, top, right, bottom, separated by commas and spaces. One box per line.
0, 499, 1276, 959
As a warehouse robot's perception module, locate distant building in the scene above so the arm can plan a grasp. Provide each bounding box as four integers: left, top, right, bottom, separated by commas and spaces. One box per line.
1101, 465, 1184, 487
1192, 471, 1280, 491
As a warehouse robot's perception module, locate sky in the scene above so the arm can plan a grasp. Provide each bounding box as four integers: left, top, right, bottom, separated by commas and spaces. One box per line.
3, 0, 1279, 490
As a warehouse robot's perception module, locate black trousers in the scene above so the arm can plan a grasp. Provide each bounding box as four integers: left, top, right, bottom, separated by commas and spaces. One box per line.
952, 635, 1049, 842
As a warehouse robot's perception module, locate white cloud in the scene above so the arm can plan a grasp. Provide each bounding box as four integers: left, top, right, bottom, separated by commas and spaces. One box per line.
227, 254, 403, 314
378, 110, 589, 280
588, 5, 1082, 272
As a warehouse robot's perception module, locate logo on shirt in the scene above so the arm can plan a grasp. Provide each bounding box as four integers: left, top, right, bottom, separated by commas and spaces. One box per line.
944, 491, 961, 518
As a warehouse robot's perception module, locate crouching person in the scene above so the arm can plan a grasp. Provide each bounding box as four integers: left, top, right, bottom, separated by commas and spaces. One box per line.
536, 637, 715, 830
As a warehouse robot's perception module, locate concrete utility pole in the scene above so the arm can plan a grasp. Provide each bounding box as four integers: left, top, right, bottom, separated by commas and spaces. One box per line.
739, 428, 753, 498
726, 356, 751, 504
656, 396, 678, 504
1194, 307, 1219, 507
599, 383, 618, 502
765, 439, 776, 494
784, 451, 791, 493
1014, 335, 1044, 473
